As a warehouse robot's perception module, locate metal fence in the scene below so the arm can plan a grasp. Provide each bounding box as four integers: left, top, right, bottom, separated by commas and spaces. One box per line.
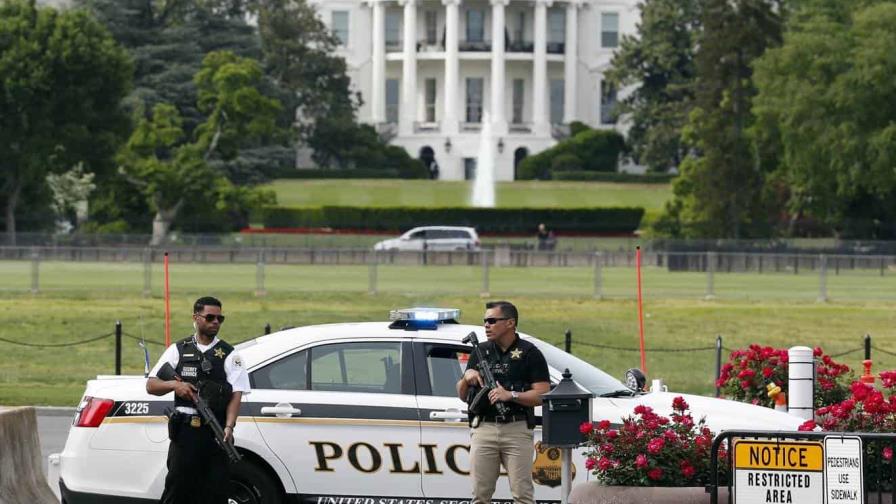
2, 246, 895, 301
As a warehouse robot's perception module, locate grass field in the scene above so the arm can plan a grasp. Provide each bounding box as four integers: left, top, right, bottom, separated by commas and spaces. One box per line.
264, 179, 673, 211
0, 261, 893, 407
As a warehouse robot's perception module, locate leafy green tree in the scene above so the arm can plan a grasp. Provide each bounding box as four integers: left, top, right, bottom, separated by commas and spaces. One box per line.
657, 0, 784, 238
118, 51, 279, 244
606, 0, 700, 173
752, 0, 896, 238
0, 0, 132, 243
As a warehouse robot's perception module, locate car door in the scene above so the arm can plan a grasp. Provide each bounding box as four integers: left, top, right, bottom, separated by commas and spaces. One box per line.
414, 339, 583, 503
250, 340, 422, 501
403, 229, 427, 251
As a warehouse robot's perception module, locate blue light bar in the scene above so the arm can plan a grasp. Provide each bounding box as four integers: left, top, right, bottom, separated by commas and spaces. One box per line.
389, 307, 461, 322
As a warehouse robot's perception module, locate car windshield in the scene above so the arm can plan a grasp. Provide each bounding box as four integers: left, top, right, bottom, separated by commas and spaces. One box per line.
526, 336, 629, 396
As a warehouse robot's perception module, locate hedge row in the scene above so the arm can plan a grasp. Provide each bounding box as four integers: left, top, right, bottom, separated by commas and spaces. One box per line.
267, 168, 402, 179
259, 206, 645, 234
552, 171, 677, 183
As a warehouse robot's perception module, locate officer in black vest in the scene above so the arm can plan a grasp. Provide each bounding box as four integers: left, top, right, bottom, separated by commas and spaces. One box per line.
456, 300, 550, 504
147, 296, 250, 504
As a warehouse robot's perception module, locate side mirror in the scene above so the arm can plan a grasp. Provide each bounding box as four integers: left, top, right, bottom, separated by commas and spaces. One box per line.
624, 368, 646, 392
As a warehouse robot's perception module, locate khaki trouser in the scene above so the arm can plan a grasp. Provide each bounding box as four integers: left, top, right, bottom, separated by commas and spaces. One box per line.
470, 420, 535, 504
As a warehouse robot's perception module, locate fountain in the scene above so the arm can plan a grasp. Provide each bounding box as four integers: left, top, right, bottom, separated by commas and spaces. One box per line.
470, 111, 496, 207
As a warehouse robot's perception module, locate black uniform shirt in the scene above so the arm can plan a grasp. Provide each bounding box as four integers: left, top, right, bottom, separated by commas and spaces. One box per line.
465, 334, 550, 417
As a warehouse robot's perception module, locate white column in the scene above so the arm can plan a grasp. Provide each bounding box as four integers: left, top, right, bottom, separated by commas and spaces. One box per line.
442, 0, 460, 135
399, 0, 418, 135
533, 0, 551, 136
371, 0, 386, 123
490, 0, 509, 134
563, 0, 578, 124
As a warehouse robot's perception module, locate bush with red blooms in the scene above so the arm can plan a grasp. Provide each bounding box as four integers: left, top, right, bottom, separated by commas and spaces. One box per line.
580, 396, 729, 487
798, 373, 896, 491
716, 345, 853, 408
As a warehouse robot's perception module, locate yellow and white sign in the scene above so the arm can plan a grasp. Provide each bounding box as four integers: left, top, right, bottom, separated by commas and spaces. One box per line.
734, 439, 825, 504
824, 436, 863, 504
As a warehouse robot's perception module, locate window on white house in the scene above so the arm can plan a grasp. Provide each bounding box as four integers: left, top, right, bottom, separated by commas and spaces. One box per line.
386, 79, 400, 123
512, 79, 524, 124
466, 77, 483, 122
332, 11, 349, 46
425, 78, 437, 122
550, 79, 564, 124
425, 11, 438, 44
385, 11, 401, 48
601, 12, 619, 48
600, 81, 617, 124
466, 9, 484, 42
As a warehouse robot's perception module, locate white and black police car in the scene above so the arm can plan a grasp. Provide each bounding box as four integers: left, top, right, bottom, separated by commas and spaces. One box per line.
50, 308, 802, 504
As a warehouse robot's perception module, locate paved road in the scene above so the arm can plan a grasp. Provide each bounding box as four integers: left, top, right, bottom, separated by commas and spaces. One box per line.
36, 407, 75, 487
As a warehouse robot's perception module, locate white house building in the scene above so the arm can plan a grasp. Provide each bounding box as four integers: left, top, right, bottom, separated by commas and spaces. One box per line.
314, 0, 639, 180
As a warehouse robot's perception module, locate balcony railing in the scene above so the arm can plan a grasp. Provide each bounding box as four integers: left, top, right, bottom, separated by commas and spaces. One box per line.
509, 122, 533, 133
459, 40, 491, 52
460, 122, 482, 131
507, 40, 534, 52
546, 41, 565, 54
414, 121, 441, 133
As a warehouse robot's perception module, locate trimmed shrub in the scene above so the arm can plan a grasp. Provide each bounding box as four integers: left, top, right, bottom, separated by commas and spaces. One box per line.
551, 153, 584, 172
552, 171, 677, 183
259, 206, 645, 234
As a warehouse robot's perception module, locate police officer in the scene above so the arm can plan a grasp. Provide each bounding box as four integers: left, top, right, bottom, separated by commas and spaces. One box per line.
456, 301, 550, 504
147, 296, 250, 504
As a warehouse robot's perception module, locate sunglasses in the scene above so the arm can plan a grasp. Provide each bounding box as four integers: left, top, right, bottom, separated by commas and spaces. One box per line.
483, 317, 510, 325
196, 314, 226, 323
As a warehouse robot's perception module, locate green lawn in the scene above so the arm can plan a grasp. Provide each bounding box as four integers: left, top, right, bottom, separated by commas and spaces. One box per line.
1, 260, 894, 407
264, 179, 673, 211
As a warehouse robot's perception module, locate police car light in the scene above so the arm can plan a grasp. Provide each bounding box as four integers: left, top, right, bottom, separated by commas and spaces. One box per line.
389, 307, 460, 322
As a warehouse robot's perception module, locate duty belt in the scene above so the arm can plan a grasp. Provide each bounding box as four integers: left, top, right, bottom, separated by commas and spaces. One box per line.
480, 414, 527, 424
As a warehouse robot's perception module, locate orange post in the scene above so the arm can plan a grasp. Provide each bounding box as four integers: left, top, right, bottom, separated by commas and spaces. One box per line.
636, 246, 647, 373
164, 252, 170, 347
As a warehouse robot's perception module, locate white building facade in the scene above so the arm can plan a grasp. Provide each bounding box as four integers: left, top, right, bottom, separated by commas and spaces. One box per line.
316, 0, 639, 180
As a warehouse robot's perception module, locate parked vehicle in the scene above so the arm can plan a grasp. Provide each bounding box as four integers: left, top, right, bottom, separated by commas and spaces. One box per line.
373, 226, 480, 251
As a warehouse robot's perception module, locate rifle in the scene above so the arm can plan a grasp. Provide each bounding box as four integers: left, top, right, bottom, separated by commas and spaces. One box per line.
462, 331, 510, 418
157, 362, 242, 464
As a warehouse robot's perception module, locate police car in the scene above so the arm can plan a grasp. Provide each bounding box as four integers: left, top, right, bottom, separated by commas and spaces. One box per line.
51, 308, 802, 504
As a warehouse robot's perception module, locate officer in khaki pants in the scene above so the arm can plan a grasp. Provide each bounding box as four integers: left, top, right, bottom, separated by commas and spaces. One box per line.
457, 301, 551, 504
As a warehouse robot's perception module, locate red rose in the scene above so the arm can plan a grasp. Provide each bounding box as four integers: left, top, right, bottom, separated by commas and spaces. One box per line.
606, 429, 619, 439
672, 396, 689, 412
635, 453, 649, 468
597, 419, 611, 431
647, 468, 663, 481
884, 447, 893, 461
798, 420, 816, 432
647, 438, 665, 454
598, 457, 612, 471
585, 457, 596, 470
579, 422, 594, 435
762, 367, 774, 378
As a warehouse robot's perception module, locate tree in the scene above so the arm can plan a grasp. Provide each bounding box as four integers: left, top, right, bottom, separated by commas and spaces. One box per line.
752, 0, 896, 238
46, 163, 96, 233
0, 0, 132, 244
606, 0, 700, 172
118, 51, 280, 244
657, 0, 785, 238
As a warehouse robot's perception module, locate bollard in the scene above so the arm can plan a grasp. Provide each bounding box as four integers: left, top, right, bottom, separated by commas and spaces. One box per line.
255, 251, 267, 297
480, 251, 490, 297
142, 248, 152, 297
817, 254, 828, 303
788, 346, 815, 420
30, 248, 40, 294
368, 252, 378, 295
705, 251, 716, 299
593, 252, 603, 299
715, 335, 723, 398
115, 321, 122, 375
864, 333, 871, 360
564, 329, 572, 353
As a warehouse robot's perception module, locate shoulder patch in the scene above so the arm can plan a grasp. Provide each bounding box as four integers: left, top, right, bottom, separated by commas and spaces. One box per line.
233, 355, 243, 368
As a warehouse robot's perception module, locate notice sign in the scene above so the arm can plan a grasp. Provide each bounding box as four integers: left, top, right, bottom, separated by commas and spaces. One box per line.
734, 439, 825, 504
824, 436, 863, 504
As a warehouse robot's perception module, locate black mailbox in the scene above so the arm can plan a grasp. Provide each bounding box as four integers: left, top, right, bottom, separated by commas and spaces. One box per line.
541, 369, 594, 447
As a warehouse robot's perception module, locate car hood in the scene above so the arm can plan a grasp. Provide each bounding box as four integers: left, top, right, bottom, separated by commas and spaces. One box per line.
594, 391, 804, 433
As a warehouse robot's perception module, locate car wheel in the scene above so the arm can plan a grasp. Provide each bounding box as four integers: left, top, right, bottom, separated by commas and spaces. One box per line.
229, 460, 281, 504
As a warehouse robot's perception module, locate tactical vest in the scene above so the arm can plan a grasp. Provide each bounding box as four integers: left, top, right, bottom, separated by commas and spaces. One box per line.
174, 336, 234, 421
479, 340, 531, 417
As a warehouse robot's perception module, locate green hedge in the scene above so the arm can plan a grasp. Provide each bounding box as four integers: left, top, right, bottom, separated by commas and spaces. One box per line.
266, 168, 402, 179
552, 171, 676, 183
259, 206, 645, 234
517, 128, 627, 179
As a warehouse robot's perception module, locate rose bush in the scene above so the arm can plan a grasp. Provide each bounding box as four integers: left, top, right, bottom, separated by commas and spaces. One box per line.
798, 372, 896, 491
717, 345, 853, 408
581, 396, 729, 487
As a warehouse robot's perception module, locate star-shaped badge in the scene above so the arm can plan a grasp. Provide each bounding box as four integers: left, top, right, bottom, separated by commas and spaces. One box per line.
510, 348, 523, 359
214, 347, 226, 359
